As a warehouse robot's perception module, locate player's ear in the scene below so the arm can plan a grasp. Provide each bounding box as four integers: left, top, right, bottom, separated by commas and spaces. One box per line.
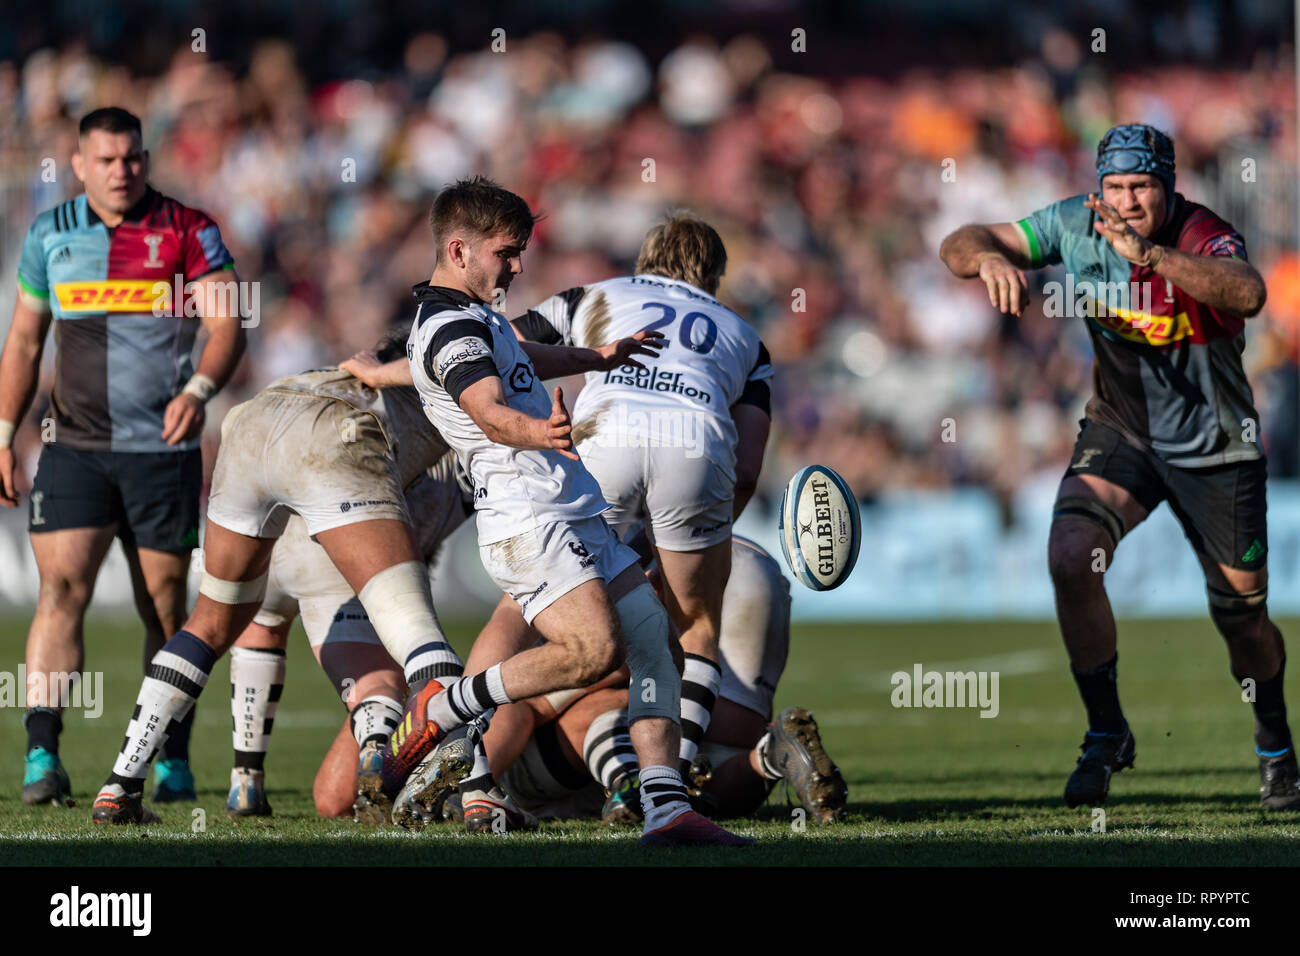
446, 237, 467, 269
70, 151, 86, 183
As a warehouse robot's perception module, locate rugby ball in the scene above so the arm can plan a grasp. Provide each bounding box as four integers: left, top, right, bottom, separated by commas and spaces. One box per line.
778, 465, 861, 591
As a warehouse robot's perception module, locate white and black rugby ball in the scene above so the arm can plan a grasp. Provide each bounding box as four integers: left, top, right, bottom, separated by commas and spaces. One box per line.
778, 465, 861, 591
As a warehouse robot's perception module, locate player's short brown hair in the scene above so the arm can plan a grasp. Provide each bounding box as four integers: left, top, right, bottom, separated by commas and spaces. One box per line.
635, 211, 727, 294
79, 107, 143, 140
429, 176, 538, 258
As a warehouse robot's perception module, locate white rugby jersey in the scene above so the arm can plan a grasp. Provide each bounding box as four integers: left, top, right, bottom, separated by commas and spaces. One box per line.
514, 274, 772, 468
406, 283, 608, 545
262, 369, 448, 489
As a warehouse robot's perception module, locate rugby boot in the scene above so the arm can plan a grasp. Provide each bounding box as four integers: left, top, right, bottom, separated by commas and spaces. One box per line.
226, 767, 273, 817
92, 784, 161, 825
639, 809, 755, 848
151, 757, 197, 802
378, 681, 448, 798
1258, 748, 1300, 810
1064, 725, 1136, 808
353, 739, 390, 825
391, 731, 473, 831
764, 707, 847, 823
463, 785, 540, 834
601, 773, 644, 827
22, 747, 73, 807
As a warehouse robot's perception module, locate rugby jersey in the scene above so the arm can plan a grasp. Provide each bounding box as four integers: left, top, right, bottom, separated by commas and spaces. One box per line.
406, 283, 607, 545
17, 188, 234, 452
514, 274, 772, 471
1018, 192, 1261, 466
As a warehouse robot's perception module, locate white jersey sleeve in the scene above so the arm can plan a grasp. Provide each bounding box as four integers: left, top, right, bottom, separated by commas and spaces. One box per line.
406, 282, 608, 545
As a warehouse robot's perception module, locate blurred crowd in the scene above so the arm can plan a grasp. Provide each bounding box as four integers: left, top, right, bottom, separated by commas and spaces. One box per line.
1, 27, 1297, 518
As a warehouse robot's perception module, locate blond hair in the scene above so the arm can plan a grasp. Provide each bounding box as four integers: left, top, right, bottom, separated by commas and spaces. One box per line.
634, 211, 727, 294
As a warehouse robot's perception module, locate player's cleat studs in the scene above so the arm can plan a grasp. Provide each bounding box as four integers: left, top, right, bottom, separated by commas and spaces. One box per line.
91, 785, 161, 825
353, 740, 391, 826
1258, 750, 1300, 811
226, 768, 273, 818
1064, 725, 1136, 808
638, 809, 755, 848
22, 747, 74, 807
391, 732, 473, 831
767, 707, 848, 824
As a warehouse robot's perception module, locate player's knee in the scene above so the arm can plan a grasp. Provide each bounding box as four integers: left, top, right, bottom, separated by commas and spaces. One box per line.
313, 782, 355, 820
1048, 499, 1121, 587
36, 572, 94, 615
1208, 585, 1271, 643
573, 632, 622, 686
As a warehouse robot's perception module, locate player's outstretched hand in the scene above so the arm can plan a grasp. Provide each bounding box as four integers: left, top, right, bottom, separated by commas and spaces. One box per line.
1084, 193, 1153, 265
162, 392, 206, 446
547, 386, 580, 461
978, 253, 1029, 316
598, 329, 667, 371
341, 350, 414, 388
0, 446, 19, 507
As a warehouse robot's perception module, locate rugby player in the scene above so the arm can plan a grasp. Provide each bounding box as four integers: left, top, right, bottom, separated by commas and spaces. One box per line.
512, 211, 772, 781
392, 176, 754, 847
89, 330, 462, 823
223, 450, 474, 821
394, 537, 847, 830
939, 124, 1295, 809
0, 107, 245, 807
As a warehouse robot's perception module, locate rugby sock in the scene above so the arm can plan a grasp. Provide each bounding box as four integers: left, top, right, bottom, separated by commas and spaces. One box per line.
108, 631, 216, 794
639, 764, 690, 831
428, 664, 513, 730
678, 653, 722, 775
404, 641, 464, 693
753, 730, 783, 781
160, 707, 196, 762
229, 647, 286, 772
1251, 657, 1293, 755
459, 711, 497, 794
23, 707, 61, 755
584, 708, 639, 789
1071, 654, 1126, 736
351, 696, 404, 748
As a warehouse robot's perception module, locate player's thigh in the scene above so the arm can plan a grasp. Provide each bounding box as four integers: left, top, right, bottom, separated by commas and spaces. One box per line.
314, 519, 420, 595
464, 593, 535, 675
1050, 420, 1161, 569
531, 577, 620, 662
643, 447, 733, 552
29, 525, 119, 606
702, 696, 769, 752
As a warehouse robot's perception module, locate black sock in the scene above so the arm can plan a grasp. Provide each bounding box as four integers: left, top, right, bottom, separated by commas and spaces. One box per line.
24, 707, 62, 755
1071, 654, 1126, 735
1251, 657, 1292, 755
161, 705, 195, 761
234, 750, 265, 771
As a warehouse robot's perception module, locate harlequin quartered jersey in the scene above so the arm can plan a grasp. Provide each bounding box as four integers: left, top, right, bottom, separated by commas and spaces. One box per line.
1017, 192, 1260, 466
514, 274, 773, 470
17, 188, 234, 452
406, 283, 607, 546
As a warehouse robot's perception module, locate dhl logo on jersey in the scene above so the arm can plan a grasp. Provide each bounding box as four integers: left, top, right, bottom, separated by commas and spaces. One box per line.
54, 280, 167, 313
1087, 299, 1193, 347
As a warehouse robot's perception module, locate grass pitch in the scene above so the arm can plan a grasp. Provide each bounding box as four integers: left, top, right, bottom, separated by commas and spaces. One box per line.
1, 614, 1297, 866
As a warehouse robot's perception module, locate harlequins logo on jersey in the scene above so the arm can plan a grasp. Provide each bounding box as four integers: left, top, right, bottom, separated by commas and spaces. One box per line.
143, 233, 166, 267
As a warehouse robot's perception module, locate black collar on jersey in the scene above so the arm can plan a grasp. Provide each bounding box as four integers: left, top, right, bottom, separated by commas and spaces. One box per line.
411, 282, 480, 310
1151, 191, 1185, 246
85, 186, 158, 227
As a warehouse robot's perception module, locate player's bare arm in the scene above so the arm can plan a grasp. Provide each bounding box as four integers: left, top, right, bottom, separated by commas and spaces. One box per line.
939, 222, 1032, 315
0, 295, 53, 506
458, 376, 579, 461
161, 269, 248, 446
731, 403, 770, 519
1083, 193, 1267, 316
519, 328, 666, 379
341, 350, 414, 388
